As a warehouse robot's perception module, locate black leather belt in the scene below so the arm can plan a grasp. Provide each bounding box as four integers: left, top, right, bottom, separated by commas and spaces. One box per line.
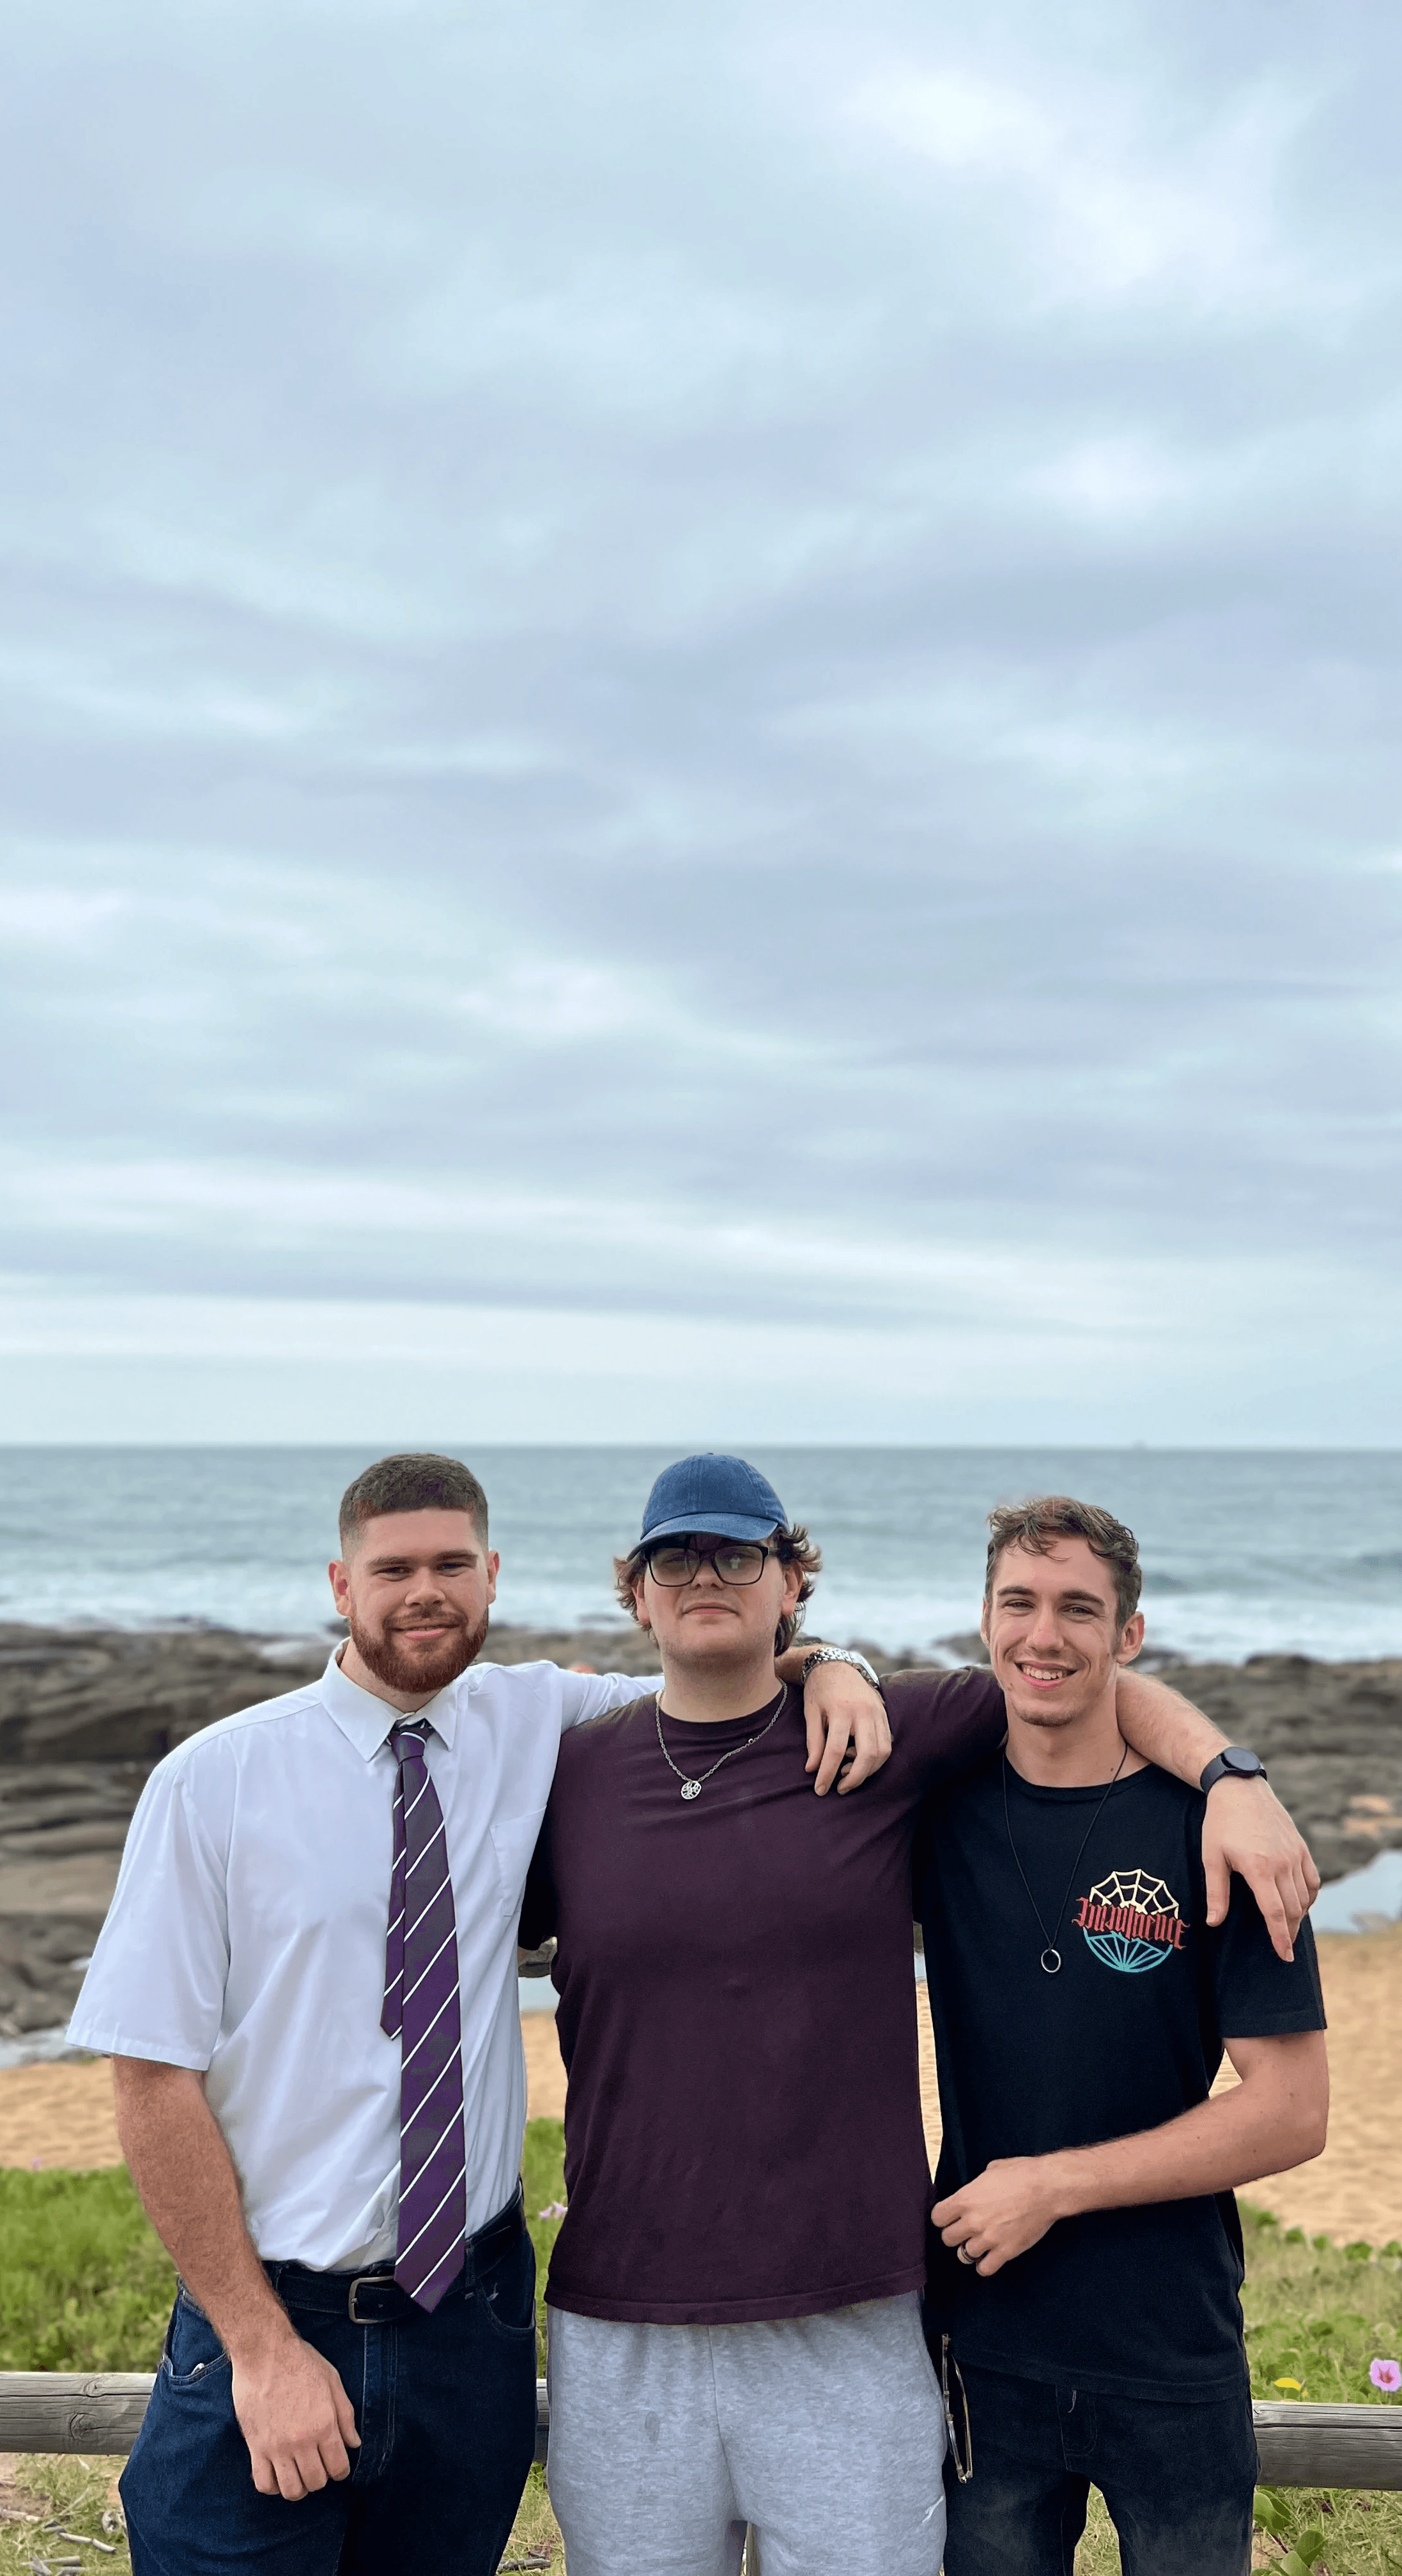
264, 2182, 526, 2325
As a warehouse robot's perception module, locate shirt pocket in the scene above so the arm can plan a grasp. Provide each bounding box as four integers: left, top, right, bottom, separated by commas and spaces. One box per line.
489, 1810, 545, 1919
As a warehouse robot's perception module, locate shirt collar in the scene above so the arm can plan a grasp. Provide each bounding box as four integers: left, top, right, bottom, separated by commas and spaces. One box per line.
316, 1648, 461, 1760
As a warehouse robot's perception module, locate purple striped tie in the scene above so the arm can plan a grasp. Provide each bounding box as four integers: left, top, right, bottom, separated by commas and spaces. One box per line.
381, 1721, 466, 2309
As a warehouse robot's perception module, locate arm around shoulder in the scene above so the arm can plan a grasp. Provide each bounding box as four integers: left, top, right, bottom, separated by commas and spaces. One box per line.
558, 1665, 661, 1728
1114, 1668, 1320, 1961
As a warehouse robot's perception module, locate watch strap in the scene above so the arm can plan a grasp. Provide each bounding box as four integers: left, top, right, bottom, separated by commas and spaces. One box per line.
800, 1646, 884, 1695
1199, 1747, 1268, 1795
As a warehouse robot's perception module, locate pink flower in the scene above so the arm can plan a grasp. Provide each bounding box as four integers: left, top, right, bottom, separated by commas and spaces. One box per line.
1370, 2358, 1401, 2393
537, 2201, 567, 2221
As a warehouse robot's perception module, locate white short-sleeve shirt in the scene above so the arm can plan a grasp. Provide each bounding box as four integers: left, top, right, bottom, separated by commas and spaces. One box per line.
68, 1650, 656, 2269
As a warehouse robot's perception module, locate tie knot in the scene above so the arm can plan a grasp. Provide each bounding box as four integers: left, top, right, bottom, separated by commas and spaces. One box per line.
390, 1720, 431, 1765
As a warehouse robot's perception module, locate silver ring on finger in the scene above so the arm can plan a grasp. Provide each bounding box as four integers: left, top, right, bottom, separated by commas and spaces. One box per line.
957, 2244, 974, 2266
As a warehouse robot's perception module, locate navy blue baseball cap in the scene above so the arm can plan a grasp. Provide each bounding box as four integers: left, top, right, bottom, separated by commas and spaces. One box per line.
638, 1453, 788, 1546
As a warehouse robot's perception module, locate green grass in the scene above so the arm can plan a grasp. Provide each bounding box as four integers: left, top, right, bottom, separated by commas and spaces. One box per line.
522, 2114, 567, 2371
1239, 2204, 1402, 2408
0, 2126, 573, 2575
6, 2140, 1402, 2574
0, 2452, 130, 2575
1074, 2206, 1402, 2576
0, 2167, 176, 2373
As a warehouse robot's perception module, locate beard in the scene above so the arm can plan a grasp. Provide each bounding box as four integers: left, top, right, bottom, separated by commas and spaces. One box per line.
346, 1602, 491, 1696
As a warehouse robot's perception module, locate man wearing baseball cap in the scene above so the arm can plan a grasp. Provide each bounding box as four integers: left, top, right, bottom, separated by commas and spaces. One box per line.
523, 1455, 1313, 2576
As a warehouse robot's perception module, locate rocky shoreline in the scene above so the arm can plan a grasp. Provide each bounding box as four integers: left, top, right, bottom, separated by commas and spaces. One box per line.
3, 1621, 1399, 2039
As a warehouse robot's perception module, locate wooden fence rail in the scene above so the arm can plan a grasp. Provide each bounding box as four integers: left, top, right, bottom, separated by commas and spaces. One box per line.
0, 2375, 1399, 2488
0, 2373, 552, 2469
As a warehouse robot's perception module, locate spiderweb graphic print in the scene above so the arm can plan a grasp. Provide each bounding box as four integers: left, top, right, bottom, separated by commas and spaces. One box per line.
1080, 1867, 1181, 1975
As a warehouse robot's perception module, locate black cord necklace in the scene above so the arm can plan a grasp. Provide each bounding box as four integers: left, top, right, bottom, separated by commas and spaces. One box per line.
1002, 1739, 1130, 1975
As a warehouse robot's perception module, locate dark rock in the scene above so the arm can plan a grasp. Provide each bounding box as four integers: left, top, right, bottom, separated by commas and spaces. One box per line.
1, 1621, 1399, 2032
932, 1632, 992, 1667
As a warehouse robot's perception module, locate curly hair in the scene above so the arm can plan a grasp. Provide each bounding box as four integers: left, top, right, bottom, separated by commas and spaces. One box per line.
613, 1524, 823, 1657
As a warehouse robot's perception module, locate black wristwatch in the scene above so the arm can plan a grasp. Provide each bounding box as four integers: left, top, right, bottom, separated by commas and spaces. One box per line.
1199, 1745, 1268, 1795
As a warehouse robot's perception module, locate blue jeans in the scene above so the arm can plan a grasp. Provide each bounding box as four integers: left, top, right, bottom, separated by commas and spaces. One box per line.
943, 2359, 1258, 2576
121, 2193, 538, 2575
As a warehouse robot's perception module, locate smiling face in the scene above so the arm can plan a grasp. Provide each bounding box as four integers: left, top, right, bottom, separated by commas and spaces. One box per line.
982, 1534, 1144, 1735
329, 1506, 499, 1701
633, 1531, 803, 1684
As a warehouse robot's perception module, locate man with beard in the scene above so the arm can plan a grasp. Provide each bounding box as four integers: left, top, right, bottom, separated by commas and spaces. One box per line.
67, 1452, 890, 2576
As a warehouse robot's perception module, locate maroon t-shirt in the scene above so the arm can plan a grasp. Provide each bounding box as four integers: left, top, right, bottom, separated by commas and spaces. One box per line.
523, 1666, 1005, 2325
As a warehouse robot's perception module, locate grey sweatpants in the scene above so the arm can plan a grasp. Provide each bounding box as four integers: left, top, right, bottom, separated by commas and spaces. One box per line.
545, 2294, 947, 2576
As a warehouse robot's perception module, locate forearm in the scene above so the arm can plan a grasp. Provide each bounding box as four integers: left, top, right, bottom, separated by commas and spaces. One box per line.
1113, 1670, 1318, 1956
776, 1641, 891, 1791
113, 2059, 294, 2363
1042, 2066, 1325, 2220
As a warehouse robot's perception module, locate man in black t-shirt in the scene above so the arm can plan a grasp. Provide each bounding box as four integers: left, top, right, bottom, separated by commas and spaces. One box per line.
921, 1496, 1329, 2576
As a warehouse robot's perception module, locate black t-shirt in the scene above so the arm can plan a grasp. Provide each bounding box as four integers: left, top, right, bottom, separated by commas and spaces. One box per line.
520, 1667, 1006, 2324
918, 1754, 1327, 2400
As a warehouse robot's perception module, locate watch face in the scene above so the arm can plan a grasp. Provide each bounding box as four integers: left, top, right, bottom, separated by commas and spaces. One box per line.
1224, 1747, 1261, 1775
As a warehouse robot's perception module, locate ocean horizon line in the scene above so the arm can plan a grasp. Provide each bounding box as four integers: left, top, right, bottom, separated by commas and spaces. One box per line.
2, 1439, 1400, 1458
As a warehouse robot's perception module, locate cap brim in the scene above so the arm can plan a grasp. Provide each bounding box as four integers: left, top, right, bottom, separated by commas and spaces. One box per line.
640, 1512, 781, 1545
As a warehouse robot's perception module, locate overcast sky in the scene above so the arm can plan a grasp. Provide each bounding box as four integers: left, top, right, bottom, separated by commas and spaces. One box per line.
1, 0, 1399, 1446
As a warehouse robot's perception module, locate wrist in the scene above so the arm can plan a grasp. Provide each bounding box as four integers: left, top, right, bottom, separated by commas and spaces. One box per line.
1200, 1746, 1268, 1795
1042, 2149, 1090, 2223
221, 2293, 299, 2371
799, 1646, 884, 1696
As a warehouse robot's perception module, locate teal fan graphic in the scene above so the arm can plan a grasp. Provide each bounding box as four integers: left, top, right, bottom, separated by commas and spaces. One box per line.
1081, 1868, 1180, 1975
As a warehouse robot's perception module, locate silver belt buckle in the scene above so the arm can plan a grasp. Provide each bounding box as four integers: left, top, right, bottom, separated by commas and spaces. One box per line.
347, 2271, 390, 2324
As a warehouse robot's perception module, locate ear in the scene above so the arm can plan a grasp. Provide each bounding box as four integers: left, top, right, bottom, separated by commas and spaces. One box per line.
979, 1597, 992, 1646
631, 1572, 651, 1630
328, 1559, 351, 1614
779, 1556, 804, 1611
1116, 1611, 1146, 1666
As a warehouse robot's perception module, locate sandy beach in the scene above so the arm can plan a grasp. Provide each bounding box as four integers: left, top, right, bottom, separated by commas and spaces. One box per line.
4, 1923, 1399, 2246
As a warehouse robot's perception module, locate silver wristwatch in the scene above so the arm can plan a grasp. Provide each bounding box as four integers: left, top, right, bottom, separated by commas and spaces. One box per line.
800, 1646, 884, 1694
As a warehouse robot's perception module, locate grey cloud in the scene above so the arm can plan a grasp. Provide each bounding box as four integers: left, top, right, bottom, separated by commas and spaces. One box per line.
0, 0, 1399, 1415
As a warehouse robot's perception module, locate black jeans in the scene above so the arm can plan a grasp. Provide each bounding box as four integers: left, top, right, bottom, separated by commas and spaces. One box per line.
121, 2191, 538, 2576
943, 2358, 1258, 2576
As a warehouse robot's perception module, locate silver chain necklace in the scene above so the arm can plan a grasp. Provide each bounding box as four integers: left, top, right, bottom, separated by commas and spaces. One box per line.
1001, 1740, 1129, 1974
655, 1685, 789, 1802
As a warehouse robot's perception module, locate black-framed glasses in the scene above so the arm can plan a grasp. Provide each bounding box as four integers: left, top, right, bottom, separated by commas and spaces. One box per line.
643, 1539, 772, 1587
940, 2337, 973, 2484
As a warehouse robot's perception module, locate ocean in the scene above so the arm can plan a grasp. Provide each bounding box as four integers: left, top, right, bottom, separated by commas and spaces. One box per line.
1, 1445, 1399, 1664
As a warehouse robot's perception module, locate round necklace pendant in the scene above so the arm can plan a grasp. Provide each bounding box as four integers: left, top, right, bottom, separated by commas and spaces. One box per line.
1040, 1947, 1063, 1975
680, 1779, 702, 1800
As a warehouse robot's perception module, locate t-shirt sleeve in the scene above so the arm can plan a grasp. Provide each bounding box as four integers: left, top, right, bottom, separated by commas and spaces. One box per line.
559, 1667, 663, 1729
882, 1665, 1007, 1788
65, 1758, 231, 2069
1207, 1851, 1328, 2040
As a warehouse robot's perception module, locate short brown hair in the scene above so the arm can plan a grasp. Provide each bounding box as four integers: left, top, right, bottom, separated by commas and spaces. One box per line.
339, 1453, 489, 1550
984, 1495, 1141, 1629
613, 1524, 823, 1657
